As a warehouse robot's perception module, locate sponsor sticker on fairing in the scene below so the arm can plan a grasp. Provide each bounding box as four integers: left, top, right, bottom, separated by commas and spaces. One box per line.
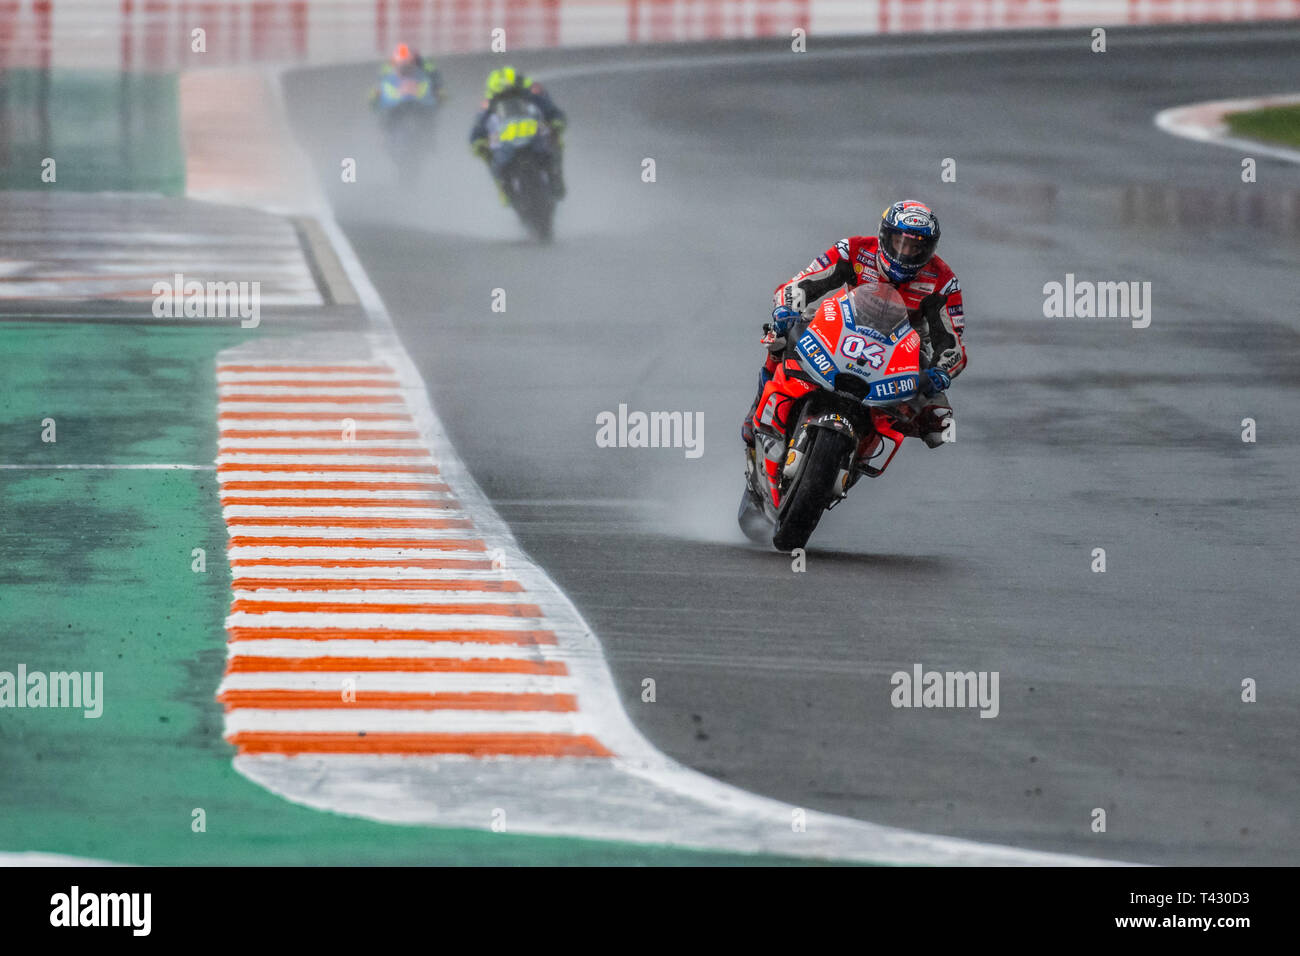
856, 326, 893, 345
796, 331, 836, 381
840, 334, 886, 369
868, 374, 917, 400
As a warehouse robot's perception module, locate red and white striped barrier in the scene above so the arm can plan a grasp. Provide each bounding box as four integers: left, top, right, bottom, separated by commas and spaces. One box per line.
1, 0, 1298, 71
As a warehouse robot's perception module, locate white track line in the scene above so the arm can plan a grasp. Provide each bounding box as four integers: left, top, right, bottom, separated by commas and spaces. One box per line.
223, 710, 593, 735
0, 852, 123, 867
219, 387, 405, 397
1155, 92, 1300, 165
219, 422, 414, 427
217, 371, 398, 379
230, 590, 536, 605
222, 510, 461, 522
227, 537, 478, 548
216, 456, 435, 466
228, 640, 546, 659
220, 488, 455, 499
219, 673, 574, 692
227, 548, 488, 562
226, 612, 548, 630
217, 405, 411, 414
225, 527, 477, 539
228, 567, 510, 580
220, 442, 428, 450
217, 471, 441, 482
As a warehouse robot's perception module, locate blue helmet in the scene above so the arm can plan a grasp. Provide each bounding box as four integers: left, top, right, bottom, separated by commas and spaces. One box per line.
877, 200, 940, 283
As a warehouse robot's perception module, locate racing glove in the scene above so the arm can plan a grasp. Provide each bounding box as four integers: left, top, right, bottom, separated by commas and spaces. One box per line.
770, 305, 800, 336
760, 326, 786, 353
919, 367, 951, 397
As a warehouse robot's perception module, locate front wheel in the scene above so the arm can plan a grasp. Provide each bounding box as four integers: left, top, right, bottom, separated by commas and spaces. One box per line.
771, 428, 851, 552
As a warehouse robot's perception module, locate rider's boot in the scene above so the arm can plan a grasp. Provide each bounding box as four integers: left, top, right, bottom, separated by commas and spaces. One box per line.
915, 396, 954, 448
741, 366, 773, 447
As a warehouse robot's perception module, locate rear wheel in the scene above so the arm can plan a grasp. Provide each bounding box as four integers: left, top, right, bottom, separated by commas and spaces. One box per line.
737, 450, 771, 544
771, 429, 851, 552
508, 155, 557, 241
532, 199, 555, 241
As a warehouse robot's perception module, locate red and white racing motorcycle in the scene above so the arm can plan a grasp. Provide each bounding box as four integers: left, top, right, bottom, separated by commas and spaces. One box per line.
740, 282, 930, 551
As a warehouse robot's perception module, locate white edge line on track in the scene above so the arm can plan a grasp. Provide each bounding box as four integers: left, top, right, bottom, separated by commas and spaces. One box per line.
256, 65, 1128, 866
0, 464, 215, 470
1154, 92, 1300, 165
0, 851, 124, 866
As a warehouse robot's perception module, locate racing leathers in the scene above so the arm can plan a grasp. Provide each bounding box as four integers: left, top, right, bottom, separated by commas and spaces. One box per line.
752, 235, 967, 448
469, 82, 567, 201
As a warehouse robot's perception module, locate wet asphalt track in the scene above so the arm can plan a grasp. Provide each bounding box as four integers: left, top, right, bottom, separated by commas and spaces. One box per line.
282, 24, 1300, 864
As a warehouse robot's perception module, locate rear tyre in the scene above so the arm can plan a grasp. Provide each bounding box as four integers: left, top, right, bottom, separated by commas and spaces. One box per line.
509, 156, 557, 242
771, 429, 850, 552
737, 481, 770, 544
533, 200, 555, 242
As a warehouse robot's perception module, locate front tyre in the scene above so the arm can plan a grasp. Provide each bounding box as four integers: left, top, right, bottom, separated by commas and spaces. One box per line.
771, 428, 851, 552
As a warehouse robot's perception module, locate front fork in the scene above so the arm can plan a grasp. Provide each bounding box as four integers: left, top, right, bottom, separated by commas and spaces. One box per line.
755, 408, 909, 512
787, 414, 857, 504
755, 411, 858, 512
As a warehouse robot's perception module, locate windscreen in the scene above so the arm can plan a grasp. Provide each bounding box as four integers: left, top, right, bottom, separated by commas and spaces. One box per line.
845, 282, 909, 335
493, 96, 542, 120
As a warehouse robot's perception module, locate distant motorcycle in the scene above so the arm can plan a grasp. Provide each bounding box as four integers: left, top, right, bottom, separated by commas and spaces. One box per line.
484, 98, 560, 240
374, 73, 440, 185
740, 282, 927, 551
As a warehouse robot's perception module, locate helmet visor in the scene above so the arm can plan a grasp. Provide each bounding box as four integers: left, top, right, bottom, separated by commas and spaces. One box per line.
880, 225, 937, 270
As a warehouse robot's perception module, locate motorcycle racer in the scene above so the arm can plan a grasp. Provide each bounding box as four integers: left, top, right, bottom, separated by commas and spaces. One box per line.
469, 65, 567, 203
369, 43, 444, 108
744, 200, 966, 450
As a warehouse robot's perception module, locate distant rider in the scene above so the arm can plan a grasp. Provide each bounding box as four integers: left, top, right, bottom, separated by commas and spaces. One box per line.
369, 43, 444, 108
744, 200, 967, 450
469, 65, 567, 204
